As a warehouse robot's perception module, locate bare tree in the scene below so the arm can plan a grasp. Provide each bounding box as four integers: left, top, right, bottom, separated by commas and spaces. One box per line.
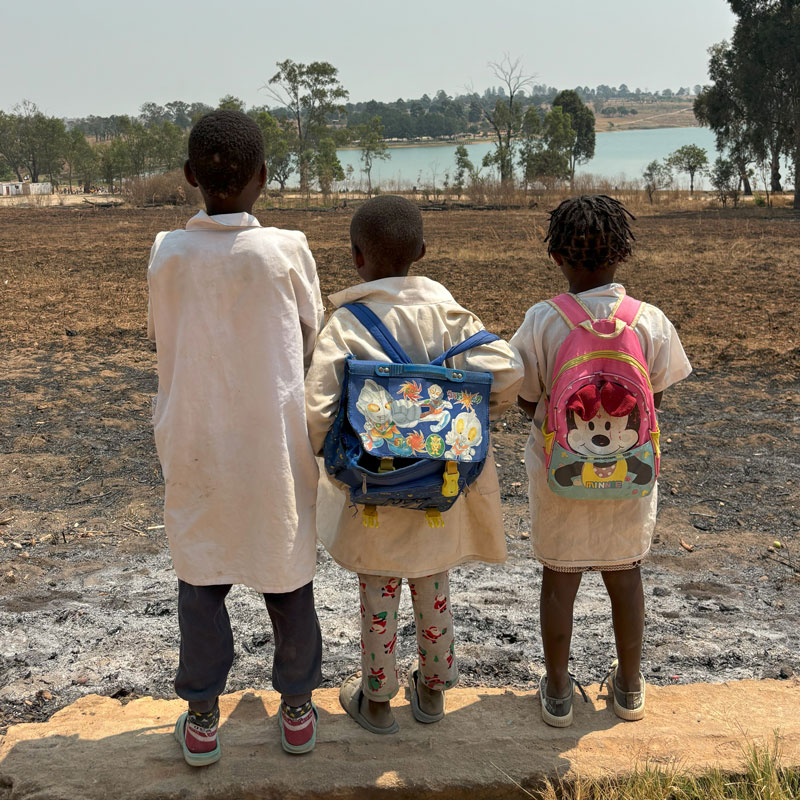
481, 55, 534, 184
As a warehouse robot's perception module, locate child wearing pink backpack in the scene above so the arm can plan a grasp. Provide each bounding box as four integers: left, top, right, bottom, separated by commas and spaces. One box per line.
510, 195, 691, 727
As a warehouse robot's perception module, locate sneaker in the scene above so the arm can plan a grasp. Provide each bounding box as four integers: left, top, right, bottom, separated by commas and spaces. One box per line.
174, 703, 221, 767
602, 659, 646, 721
539, 674, 588, 728
279, 700, 318, 754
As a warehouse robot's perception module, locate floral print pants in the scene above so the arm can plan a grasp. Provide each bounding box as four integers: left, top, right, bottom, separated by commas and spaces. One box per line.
358, 571, 458, 701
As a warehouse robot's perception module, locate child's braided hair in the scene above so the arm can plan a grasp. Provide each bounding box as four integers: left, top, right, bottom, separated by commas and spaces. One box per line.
544, 195, 635, 271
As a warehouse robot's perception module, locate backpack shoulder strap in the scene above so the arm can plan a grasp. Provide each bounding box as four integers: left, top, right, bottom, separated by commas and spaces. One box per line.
342, 303, 412, 364
610, 295, 645, 327
430, 330, 500, 366
546, 293, 595, 329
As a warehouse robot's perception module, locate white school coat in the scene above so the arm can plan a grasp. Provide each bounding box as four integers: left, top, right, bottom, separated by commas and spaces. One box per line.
510, 283, 692, 570
147, 210, 324, 593
305, 276, 524, 578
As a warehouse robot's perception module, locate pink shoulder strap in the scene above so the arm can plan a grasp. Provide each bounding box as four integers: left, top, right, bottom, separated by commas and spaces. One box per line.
546, 293, 593, 329
611, 295, 645, 327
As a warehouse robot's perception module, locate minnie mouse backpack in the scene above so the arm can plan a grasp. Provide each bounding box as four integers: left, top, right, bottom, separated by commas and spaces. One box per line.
543, 293, 659, 499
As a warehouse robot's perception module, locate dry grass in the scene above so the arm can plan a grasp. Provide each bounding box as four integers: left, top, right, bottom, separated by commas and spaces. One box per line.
529, 741, 800, 799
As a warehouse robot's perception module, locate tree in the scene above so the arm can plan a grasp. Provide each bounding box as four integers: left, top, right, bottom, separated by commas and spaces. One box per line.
151, 121, 186, 171
667, 144, 708, 194
265, 59, 348, 193
0, 110, 26, 180
139, 102, 167, 126
709, 156, 741, 206
64, 128, 92, 190
251, 110, 295, 190
453, 144, 475, 196
356, 116, 389, 195
218, 95, 246, 112
700, 0, 800, 207
312, 137, 344, 199
642, 159, 673, 203
551, 89, 596, 183
165, 100, 192, 129
481, 55, 533, 184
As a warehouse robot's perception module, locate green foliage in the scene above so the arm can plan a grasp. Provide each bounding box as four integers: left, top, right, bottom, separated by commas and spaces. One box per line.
551, 89, 596, 183
217, 95, 246, 112
753, 191, 767, 206
709, 156, 741, 206
250, 110, 295, 190
642, 159, 673, 203
453, 143, 475, 194
667, 144, 708, 194
312, 137, 344, 197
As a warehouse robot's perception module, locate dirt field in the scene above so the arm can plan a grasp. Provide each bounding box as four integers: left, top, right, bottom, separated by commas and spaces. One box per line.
0, 203, 798, 734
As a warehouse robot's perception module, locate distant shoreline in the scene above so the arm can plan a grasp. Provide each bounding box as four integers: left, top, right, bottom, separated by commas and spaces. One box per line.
339, 121, 702, 151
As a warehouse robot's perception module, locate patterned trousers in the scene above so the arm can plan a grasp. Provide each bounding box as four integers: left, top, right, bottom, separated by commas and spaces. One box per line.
358, 571, 458, 701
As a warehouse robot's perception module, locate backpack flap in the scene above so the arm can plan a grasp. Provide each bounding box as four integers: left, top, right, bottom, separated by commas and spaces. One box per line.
344, 360, 492, 463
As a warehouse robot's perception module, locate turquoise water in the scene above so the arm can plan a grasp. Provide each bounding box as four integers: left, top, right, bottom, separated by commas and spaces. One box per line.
332, 127, 718, 190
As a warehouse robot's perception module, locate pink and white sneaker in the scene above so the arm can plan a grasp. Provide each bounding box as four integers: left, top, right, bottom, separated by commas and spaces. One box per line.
174, 704, 221, 766
279, 700, 318, 754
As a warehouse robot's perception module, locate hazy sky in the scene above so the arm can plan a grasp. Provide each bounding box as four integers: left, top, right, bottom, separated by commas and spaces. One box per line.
1, 1, 737, 118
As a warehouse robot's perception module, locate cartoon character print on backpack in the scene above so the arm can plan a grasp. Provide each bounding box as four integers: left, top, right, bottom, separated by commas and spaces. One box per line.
356, 379, 420, 457
553, 381, 653, 489
444, 411, 483, 461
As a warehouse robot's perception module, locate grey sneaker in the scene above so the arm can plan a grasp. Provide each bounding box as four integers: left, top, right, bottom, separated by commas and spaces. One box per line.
603, 659, 646, 721
539, 674, 588, 728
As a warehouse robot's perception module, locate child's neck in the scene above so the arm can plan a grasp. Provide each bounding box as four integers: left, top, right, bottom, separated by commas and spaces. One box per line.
566, 266, 618, 295
204, 198, 255, 216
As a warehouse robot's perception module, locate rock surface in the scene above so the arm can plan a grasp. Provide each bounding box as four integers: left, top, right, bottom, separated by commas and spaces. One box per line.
1, 679, 798, 799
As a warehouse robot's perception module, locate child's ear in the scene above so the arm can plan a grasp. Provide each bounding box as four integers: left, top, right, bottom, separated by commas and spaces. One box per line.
257, 162, 267, 190
414, 241, 426, 263
550, 251, 564, 266
183, 160, 199, 188
352, 244, 365, 268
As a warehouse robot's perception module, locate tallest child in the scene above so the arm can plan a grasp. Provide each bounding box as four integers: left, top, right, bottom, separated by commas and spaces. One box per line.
147, 111, 325, 763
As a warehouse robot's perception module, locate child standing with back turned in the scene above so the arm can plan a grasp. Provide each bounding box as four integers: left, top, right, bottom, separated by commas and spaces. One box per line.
306, 195, 523, 734
510, 196, 691, 727
147, 111, 324, 763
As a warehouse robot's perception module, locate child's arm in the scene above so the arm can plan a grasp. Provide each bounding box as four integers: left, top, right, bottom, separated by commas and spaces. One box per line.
288, 233, 325, 370
145, 232, 167, 346
518, 396, 538, 419
461, 335, 524, 419
305, 312, 351, 455
509, 308, 544, 420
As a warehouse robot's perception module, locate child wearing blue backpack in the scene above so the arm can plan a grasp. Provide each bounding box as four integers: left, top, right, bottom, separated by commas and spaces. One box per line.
306, 195, 523, 734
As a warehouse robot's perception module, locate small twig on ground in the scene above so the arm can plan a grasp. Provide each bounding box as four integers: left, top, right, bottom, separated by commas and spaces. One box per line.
488, 761, 536, 798
122, 523, 145, 536
680, 538, 695, 552
146, 525, 164, 530
0, 516, 15, 526
65, 490, 117, 505
765, 555, 800, 574
74, 476, 93, 485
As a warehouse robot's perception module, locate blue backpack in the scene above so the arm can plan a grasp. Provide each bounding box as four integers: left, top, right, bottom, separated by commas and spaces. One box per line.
323, 303, 499, 529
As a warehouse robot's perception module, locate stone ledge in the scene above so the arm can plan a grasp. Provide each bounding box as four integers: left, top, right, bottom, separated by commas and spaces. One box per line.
1, 679, 798, 800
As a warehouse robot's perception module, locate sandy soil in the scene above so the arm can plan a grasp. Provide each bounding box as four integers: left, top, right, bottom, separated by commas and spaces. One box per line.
0, 204, 798, 734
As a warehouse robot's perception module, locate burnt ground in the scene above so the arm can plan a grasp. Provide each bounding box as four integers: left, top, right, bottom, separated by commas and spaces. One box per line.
0, 204, 798, 734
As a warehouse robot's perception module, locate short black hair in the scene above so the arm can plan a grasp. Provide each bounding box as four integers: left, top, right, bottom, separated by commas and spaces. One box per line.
187, 110, 264, 198
350, 195, 424, 272
545, 195, 635, 271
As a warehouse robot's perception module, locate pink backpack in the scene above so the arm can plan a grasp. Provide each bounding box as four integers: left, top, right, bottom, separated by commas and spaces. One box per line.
543, 293, 659, 499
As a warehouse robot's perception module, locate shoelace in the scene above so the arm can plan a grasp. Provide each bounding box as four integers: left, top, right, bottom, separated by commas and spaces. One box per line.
569, 673, 589, 703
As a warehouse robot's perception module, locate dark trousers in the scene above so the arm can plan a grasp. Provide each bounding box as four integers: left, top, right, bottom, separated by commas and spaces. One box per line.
175, 579, 323, 712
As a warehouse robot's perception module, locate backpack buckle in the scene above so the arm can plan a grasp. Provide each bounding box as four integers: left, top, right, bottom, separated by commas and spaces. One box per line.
362, 505, 378, 528
378, 457, 395, 473
442, 461, 460, 497
425, 508, 444, 528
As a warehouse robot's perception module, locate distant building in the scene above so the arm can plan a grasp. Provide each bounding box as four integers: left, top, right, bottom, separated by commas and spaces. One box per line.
0, 181, 52, 196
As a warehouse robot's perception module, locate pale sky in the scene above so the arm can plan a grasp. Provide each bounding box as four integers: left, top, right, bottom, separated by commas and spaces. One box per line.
1, 0, 737, 118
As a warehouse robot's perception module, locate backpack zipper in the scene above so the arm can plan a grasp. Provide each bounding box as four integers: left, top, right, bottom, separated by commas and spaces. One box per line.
553, 351, 652, 391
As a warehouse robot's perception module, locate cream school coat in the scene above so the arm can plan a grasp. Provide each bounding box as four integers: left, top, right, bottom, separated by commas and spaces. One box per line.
306, 277, 524, 578
147, 211, 324, 593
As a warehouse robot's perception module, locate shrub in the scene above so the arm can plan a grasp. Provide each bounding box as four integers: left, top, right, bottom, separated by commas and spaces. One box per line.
123, 170, 202, 207
753, 192, 766, 207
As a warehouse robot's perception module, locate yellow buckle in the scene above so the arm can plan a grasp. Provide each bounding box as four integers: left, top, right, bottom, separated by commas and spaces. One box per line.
378, 457, 395, 473
425, 509, 444, 528
362, 505, 378, 528
442, 461, 459, 497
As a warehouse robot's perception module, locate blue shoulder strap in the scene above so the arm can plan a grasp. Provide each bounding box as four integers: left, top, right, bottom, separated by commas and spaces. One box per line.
430, 330, 500, 366
342, 303, 412, 364
344, 303, 500, 368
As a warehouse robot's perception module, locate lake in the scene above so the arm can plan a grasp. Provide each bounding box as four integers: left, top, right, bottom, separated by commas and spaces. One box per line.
332, 127, 718, 191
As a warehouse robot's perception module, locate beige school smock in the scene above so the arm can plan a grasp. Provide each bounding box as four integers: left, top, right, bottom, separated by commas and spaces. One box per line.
147, 210, 324, 593
306, 277, 524, 579
509, 283, 692, 571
